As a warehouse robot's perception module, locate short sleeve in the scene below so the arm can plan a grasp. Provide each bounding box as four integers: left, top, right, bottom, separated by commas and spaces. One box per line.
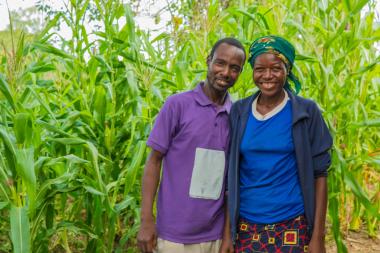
147, 96, 179, 155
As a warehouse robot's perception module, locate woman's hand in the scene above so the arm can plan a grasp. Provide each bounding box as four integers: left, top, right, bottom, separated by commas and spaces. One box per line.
308, 235, 326, 253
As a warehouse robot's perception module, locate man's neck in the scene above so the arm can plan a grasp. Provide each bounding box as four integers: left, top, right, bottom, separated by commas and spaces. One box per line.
202, 81, 227, 106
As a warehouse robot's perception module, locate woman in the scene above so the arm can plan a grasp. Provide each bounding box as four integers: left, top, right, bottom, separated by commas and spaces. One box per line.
227, 36, 332, 253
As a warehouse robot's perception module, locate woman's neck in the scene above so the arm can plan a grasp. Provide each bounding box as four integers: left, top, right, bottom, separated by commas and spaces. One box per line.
256, 89, 286, 114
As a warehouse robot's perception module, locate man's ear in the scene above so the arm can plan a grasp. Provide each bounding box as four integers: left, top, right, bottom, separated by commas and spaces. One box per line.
206, 55, 211, 66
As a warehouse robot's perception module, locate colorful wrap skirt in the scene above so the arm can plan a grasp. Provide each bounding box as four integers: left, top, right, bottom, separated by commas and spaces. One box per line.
235, 215, 310, 253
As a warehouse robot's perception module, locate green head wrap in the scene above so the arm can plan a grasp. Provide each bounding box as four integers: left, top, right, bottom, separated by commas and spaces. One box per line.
248, 35, 301, 93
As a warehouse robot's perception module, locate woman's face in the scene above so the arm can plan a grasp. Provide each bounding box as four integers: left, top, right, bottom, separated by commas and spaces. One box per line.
253, 53, 287, 98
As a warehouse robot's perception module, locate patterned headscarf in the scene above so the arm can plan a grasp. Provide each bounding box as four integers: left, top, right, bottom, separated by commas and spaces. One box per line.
248, 35, 301, 93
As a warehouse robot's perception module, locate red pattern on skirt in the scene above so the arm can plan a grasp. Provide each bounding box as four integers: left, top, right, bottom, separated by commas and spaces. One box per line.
235, 215, 310, 253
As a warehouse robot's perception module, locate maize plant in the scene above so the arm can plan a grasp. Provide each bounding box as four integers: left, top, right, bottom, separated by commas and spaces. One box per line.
0, 0, 379, 252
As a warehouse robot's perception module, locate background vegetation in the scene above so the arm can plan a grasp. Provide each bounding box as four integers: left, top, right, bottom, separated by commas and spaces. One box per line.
0, 0, 379, 252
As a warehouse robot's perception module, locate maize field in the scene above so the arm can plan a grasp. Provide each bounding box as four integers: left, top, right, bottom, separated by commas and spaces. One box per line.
0, 0, 379, 252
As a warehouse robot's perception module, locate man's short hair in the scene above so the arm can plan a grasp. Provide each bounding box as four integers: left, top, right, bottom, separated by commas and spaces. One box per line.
209, 37, 246, 61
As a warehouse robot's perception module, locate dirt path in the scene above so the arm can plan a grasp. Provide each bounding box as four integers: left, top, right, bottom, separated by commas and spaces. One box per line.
326, 231, 380, 253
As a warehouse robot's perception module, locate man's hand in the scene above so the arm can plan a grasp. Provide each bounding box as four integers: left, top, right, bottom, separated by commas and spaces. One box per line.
137, 219, 157, 253
138, 150, 163, 252
219, 236, 234, 253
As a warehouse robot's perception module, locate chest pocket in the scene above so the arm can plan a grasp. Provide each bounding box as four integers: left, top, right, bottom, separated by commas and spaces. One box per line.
189, 148, 226, 200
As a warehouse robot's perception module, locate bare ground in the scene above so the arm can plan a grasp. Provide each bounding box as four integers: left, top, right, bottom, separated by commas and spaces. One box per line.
326, 231, 380, 253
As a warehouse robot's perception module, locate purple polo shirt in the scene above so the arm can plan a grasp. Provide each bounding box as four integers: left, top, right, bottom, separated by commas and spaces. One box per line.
147, 82, 231, 244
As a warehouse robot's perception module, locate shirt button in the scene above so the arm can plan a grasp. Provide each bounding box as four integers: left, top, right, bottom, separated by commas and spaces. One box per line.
214, 123, 218, 126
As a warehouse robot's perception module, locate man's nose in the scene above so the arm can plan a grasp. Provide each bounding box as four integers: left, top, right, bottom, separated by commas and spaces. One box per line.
220, 66, 231, 78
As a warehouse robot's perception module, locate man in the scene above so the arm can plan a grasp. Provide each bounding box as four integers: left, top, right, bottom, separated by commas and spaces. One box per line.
137, 38, 246, 253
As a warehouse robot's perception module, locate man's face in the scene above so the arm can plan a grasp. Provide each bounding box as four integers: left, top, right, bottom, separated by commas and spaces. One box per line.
206, 43, 245, 92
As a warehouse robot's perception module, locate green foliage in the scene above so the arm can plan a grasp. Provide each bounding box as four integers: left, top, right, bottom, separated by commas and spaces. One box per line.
0, 0, 379, 252
10, 205, 31, 253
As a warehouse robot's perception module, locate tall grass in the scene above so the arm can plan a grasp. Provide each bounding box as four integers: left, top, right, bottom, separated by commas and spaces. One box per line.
0, 0, 379, 252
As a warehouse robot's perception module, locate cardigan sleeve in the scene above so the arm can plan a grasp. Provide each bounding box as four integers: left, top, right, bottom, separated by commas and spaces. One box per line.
225, 103, 239, 192
308, 102, 333, 178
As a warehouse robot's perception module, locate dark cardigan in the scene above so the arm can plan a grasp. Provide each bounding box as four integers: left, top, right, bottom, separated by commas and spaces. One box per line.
227, 89, 333, 243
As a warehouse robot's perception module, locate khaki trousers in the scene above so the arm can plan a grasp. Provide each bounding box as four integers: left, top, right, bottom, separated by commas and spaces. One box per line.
154, 238, 221, 253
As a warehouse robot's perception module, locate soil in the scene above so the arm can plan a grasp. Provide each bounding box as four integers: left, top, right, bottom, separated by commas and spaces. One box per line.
326, 231, 380, 253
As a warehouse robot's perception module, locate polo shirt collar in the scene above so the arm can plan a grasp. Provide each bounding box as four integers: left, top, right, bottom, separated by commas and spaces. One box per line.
193, 82, 232, 113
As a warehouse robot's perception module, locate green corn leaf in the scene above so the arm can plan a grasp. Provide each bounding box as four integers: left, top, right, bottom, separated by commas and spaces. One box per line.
124, 141, 146, 195
228, 8, 262, 28
84, 185, 105, 196
0, 201, 9, 210
119, 51, 173, 75
10, 205, 31, 253
13, 113, 33, 145
0, 74, 16, 111
37, 12, 62, 40
77, 0, 90, 23
26, 62, 56, 74
351, 0, 371, 15
49, 137, 87, 145
150, 32, 170, 44
324, 17, 349, 49
92, 85, 107, 125
56, 221, 98, 239
0, 182, 10, 202
15, 148, 36, 212
295, 54, 318, 62
351, 118, 380, 127
343, 169, 380, 219
114, 196, 133, 213
86, 142, 105, 192
94, 55, 112, 72
125, 69, 138, 95
36, 120, 74, 137
0, 128, 17, 175
329, 194, 348, 253
32, 43, 72, 59
35, 172, 76, 208
350, 58, 380, 76
124, 4, 136, 44
27, 87, 56, 121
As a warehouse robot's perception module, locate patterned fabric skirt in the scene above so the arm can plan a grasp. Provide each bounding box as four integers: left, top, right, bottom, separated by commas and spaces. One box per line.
235, 215, 310, 253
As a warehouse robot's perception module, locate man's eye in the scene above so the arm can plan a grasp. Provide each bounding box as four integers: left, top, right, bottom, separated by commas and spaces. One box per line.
215, 61, 225, 66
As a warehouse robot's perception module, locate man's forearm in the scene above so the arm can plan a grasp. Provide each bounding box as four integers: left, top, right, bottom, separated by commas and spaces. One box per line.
140, 150, 163, 221
222, 194, 231, 239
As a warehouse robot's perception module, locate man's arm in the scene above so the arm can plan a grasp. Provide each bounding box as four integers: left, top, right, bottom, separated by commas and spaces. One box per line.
137, 149, 164, 253
308, 176, 327, 253
219, 194, 234, 253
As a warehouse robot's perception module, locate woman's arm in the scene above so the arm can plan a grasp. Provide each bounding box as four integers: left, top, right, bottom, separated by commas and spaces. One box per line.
308, 176, 327, 253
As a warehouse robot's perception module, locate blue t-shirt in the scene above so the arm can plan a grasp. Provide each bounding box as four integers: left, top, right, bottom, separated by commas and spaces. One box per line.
239, 100, 304, 224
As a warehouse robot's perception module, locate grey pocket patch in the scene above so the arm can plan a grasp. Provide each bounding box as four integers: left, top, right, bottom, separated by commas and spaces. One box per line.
189, 148, 225, 200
